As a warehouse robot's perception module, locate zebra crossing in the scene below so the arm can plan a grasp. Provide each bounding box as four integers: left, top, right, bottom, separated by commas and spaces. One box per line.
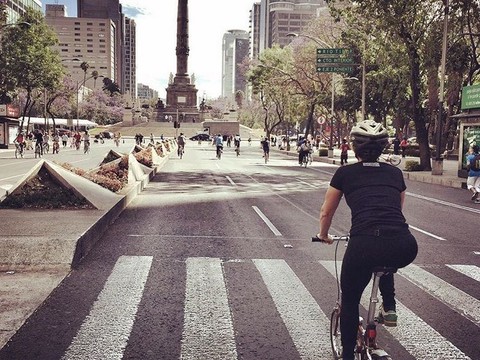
63, 256, 478, 360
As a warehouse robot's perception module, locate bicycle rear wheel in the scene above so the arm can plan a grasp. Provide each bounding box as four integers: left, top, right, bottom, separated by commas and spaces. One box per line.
390, 155, 401, 166
330, 307, 342, 360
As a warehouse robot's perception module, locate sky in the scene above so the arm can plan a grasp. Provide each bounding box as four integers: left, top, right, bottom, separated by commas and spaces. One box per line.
42, 0, 254, 100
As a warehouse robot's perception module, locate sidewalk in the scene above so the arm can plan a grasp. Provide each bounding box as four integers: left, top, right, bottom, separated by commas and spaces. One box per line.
0, 145, 467, 351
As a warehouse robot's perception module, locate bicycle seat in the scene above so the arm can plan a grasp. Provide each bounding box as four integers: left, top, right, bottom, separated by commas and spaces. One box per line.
372, 266, 397, 274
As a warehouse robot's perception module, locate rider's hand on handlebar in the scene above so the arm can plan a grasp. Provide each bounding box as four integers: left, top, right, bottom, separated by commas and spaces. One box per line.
315, 233, 334, 244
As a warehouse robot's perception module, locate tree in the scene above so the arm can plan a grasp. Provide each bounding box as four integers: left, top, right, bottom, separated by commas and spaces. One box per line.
247, 46, 299, 139
0, 8, 65, 131
328, 0, 445, 170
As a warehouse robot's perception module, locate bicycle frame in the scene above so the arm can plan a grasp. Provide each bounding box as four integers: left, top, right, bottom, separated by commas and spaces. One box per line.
312, 234, 393, 360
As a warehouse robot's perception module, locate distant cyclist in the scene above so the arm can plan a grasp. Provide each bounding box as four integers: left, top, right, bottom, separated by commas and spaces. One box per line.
177, 132, 186, 157
261, 136, 270, 163
214, 134, 223, 159
316, 120, 418, 360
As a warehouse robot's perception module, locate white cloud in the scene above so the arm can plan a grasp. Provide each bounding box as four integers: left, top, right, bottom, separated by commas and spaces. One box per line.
121, 0, 253, 100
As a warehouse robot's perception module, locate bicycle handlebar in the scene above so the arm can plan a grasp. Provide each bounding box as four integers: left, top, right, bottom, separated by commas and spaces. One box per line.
311, 234, 349, 243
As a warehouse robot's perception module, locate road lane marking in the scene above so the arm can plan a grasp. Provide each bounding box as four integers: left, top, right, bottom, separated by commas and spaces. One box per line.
181, 257, 237, 360
254, 259, 331, 359
252, 206, 282, 236
296, 179, 317, 188
63, 255, 152, 360
0, 174, 24, 181
408, 225, 446, 241
407, 192, 480, 214
399, 264, 480, 326
447, 264, 480, 282
320, 261, 472, 359
225, 176, 236, 186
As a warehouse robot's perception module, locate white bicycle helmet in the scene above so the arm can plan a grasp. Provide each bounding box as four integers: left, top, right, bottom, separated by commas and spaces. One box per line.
350, 120, 389, 161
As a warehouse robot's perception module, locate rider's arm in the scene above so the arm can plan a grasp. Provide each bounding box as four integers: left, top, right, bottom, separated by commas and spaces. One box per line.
318, 185, 343, 242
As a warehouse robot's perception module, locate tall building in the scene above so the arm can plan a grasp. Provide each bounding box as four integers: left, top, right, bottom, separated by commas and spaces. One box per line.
124, 17, 136, 99
249, 3, 261, 60
45, 4, 115, 88
1, 0, 41, 23
221, 30, 249, 101
77, 0, 128, 94
254, 0, 327, 54
137, 83, 158, 101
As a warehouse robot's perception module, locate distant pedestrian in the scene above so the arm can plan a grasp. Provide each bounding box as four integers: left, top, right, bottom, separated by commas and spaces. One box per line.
393, 137, 400, 155
400, 138, 408, 158
466, 144, 480, 203
340, 138, 351, 166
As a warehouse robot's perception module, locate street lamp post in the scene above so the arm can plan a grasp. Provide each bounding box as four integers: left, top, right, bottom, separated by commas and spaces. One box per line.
288, 32, 340, 157
76, 74, 104, 130
432, 0, 449, 175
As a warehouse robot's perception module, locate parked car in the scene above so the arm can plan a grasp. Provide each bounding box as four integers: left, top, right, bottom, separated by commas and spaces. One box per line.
190, 133, 211, 141
95, 131, 114, 139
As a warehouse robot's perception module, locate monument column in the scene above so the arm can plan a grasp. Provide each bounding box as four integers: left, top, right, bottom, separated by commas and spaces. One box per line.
161, 0, 199, 123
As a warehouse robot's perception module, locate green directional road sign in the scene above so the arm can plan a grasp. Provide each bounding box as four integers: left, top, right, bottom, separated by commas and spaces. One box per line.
317, 66, 354, 73
317, 57, 354, 64
317, 48, 351, 55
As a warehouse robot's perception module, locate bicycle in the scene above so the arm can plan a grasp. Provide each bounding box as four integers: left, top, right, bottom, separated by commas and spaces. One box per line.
379, 153, 401, 167
52, 141, 60, 154
312, 234, 394, 360
216, 145, 223, 159
14, 142, 25, 159
34, 141, 42, 158
84, 140, 90, 154
301, 151, 312, 167
264, 150, 269, 164
178, 144, 184, 159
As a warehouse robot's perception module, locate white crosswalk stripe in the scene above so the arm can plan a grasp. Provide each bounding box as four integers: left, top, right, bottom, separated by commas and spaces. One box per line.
320, 261, 472, 360
253, 259, 331, 359
62, 257, 477, 360
181, 257, 237, 360
399, 264, 480, 325
447, 264, 480, 282
63, 256, 153, 360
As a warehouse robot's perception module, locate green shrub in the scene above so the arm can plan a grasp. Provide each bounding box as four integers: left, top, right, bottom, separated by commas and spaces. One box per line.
318, 148, 328, 156
404, 160, 422, 171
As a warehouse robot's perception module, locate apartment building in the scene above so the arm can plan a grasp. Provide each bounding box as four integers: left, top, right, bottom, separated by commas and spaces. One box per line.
77, 0, 126, 94
221, 30, 250, 101
137, 83, 158, 102
45, 4, 115, 89
2, 0, 41, 23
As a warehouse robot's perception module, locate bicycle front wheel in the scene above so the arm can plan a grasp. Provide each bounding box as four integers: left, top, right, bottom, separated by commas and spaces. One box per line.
330, 307, 342, 360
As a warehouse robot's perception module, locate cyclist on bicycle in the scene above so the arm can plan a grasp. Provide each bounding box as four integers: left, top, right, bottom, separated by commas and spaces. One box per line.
14, 132, 25, 151
261, 136, 270, 159
214, 134, 223, 157
34, 130, 44, 155
316, 119, 418, 360
177, 132, 186, 156
297, 137, 312, 165
82, 130, 90, 152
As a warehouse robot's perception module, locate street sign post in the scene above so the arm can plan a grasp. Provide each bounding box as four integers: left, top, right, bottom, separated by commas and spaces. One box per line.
316, 48, 354, 73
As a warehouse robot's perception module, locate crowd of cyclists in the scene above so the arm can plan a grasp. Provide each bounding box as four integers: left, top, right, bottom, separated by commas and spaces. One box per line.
13, 129, 98, 157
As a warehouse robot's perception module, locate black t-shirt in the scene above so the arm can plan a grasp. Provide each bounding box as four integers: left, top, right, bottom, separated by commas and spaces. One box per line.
330, 162, 407, 235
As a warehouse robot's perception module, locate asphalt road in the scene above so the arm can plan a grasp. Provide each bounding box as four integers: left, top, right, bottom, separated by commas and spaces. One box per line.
0, 140, 479, 359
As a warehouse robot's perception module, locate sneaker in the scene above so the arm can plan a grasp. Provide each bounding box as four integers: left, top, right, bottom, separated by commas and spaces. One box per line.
471, 191, 478, 201
377, 305, 397, 327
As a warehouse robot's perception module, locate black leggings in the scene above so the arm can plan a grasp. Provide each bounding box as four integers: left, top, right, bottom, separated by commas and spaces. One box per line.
340, 230, 418, 360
